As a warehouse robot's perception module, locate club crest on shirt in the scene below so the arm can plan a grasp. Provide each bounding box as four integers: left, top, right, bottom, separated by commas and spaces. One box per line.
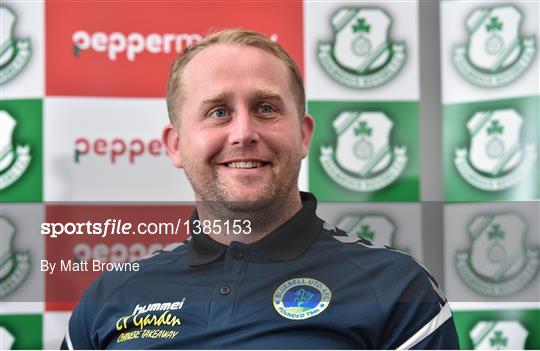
273, 278, 331, 320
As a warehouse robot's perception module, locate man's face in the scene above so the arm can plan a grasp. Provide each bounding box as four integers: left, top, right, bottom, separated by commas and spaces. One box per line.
163, 44, 314, 211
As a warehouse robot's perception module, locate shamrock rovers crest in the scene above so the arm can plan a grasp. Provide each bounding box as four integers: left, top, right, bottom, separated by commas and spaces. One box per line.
335, 214, 410, 252
470, 321, 528, 349
456, 214, 539, 297
454, 109, 536, 191
0, 216, 31, 298
453, 5, 537, 87
0, 5, 31, 85
318, 7, 406, 88
0, 111, 31, 190
320, 111, 407, 192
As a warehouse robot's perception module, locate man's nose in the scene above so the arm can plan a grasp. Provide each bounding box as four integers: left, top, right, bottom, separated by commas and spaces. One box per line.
228, 108, 260, 146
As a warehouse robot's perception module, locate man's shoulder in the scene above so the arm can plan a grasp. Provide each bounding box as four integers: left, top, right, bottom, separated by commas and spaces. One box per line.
317, 221, 434, 289
319, 221, 417, 266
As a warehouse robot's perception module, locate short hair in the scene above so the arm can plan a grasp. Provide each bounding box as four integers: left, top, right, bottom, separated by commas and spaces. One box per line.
166, 29, 306, 125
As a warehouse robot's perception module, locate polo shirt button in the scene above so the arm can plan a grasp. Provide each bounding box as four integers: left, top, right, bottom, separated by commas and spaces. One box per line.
231, 248, 244, 259
219, 286, 231, 295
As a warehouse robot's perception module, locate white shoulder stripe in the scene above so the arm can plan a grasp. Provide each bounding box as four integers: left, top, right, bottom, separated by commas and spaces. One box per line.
396, 303, 453, 350
65, 321, 74, 350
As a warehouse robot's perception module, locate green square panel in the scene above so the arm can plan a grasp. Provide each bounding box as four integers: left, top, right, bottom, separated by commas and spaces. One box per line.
308, 101, 419, 201
0, 99, 43, 202
444, 96, 539, 201
0, 314, 42, 349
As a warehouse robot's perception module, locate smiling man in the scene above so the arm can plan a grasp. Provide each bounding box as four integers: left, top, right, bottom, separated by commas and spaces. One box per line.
62, 30, 459, 350
161, 34, 313, 245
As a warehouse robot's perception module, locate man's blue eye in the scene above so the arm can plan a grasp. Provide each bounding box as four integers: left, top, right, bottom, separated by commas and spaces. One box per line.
260, 105, 275, 113
211, 108, 228, 118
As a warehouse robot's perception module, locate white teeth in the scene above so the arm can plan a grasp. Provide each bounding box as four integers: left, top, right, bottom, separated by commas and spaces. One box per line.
227, 161, 263, 169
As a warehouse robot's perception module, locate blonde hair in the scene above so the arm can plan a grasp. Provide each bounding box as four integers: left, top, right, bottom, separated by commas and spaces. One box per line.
166, 29, 305, 125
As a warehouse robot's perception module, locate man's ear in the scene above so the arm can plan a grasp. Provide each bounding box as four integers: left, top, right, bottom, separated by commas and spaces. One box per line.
162, 123, 183, 168
300, 114, 315, 158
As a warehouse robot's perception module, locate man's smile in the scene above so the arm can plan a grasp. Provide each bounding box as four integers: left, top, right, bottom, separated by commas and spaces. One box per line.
217, 159, 272, 176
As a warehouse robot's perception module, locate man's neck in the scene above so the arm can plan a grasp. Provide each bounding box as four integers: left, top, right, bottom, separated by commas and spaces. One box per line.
195, 192, 303, 245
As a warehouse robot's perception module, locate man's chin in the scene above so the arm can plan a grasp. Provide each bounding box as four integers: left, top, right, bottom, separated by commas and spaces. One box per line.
219, 189, 275, 213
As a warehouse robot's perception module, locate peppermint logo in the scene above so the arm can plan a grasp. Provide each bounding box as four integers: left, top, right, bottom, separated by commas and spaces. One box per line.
0, 216, 31, 298
74, 137, 167, 164
0, 5, 31, 84
72, 31, 202, 61
455, 213, 539, 297
0, 111, 31, 190
335, 214, 408, 252
453, 5, 537, 87
470, 321, 528, 349
320, 111, 407, 192
318, 7, 406, 88
454, 109, 537, 191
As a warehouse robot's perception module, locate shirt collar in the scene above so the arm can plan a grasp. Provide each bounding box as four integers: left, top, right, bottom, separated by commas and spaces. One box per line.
187, 192, 323, 266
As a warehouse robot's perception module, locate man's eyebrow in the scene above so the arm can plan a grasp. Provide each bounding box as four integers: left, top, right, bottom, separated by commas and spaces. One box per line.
200, 90, 285, 107
251, 89, 283, 102
200, 92, 230, 106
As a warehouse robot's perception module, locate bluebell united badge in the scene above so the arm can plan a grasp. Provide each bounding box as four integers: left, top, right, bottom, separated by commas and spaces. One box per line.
273, 278, 331, 320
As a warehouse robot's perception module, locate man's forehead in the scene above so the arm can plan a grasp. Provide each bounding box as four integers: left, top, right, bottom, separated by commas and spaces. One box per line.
182, 44, 293, 102
183, 44, 289, 83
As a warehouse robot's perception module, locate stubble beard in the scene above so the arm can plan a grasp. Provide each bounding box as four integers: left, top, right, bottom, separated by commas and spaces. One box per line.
184, 157, 301, 228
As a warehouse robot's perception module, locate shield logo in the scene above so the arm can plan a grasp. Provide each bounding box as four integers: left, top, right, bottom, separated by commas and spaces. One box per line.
0, 216, 31, 298
333, 111, 392, 176
0, 111, 15, 171
0, 5, 31, 85
456, 212, 539, 296
470, 321, 528, 349
336, 214, 394, 247
0, 110, 31, 190
453, 4, 536, 87
468, 214, 526, 281
318, 6, 406, 88
0, 217, 16, 279
331, 8, 391, 72
0, 6, 16, 66
467, 109, 522, 175
0, 327, 15, 350
466, 6, 522, 71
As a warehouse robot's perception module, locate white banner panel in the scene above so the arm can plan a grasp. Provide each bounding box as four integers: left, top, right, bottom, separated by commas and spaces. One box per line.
44, 97, 194, 201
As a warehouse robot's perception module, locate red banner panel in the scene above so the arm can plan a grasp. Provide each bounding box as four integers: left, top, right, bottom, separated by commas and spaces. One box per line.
46, 1, 303, 97
45, 204, 193, 311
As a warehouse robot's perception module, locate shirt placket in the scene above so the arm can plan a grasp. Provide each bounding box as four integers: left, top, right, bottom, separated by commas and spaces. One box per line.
207, 242, 250, 330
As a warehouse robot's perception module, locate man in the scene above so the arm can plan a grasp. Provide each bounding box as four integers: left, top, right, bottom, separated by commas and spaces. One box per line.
62, 29, 459, 349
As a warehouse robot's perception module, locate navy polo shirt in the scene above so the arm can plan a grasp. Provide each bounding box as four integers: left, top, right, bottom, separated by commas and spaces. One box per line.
62, 192, 459, 349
